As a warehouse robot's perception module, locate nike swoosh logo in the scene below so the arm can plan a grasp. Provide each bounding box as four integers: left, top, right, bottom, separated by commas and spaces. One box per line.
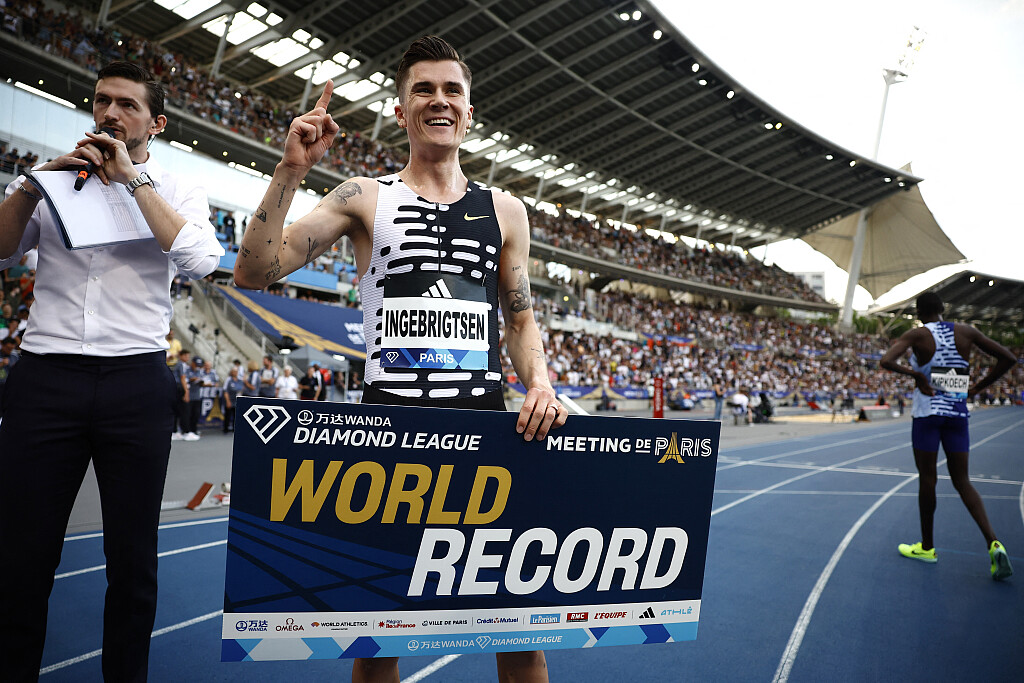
464, 213, 489, 221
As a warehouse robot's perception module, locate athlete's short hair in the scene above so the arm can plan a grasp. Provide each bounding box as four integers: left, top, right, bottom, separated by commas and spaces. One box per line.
96, 61, 165, 120
916, 291, 944, 317
395, 35, 472, 101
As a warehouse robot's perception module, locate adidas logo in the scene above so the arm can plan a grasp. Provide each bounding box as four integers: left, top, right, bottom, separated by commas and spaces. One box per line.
639, 607, 656, 619
421, 278, 453, 298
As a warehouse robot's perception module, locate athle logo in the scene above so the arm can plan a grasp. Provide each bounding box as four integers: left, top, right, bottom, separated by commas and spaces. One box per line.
656, 433, 714, 463
243, 405, 292, 444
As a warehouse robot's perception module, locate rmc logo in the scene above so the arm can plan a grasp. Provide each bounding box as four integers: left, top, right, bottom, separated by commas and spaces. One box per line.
243, 405, 292, 444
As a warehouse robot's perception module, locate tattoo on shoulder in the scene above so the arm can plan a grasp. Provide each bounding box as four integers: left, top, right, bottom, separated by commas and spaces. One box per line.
255, 206, 268, 222
304, 236, 320, 265
265, 255, 281, 281
329, 181, 362, 205
508, 273, 531, 313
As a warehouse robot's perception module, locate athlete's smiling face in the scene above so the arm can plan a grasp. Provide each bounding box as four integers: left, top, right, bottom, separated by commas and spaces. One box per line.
395, 60, 473, 150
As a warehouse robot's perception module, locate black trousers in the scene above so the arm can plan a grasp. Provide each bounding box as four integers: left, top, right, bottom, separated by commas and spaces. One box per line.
187, 399, 202, 433
0, 351, 175, 682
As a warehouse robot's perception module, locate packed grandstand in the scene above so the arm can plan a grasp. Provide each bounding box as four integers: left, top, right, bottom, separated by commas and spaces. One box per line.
1, 0, 1021, 409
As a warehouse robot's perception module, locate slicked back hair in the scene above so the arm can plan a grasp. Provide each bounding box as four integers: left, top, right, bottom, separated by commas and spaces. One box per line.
395, 35, 472, 102
916, 291, 944, 318
97, 61, 165, 120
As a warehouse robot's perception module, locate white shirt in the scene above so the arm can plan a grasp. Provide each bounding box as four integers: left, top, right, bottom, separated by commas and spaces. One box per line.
0, 157, 224, 356
276, 374, 299, 399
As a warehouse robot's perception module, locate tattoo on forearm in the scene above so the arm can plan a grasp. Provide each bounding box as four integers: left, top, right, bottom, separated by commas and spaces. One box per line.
255, 206, 267, 222
265, 255, 281, 281
328, 181, 362, 205
304, 236, 320, 265
530, 346, 545, 361
276, 183, 286, 209
239, 245, 251, 259
508, 273, 532, 313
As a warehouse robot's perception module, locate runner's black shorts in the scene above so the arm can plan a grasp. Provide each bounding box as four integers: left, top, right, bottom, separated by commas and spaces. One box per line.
361, 383, 506, 412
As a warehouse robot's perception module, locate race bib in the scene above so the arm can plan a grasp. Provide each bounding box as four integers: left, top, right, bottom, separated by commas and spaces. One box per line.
930, 366, 969, 399
381, 273, 490, 371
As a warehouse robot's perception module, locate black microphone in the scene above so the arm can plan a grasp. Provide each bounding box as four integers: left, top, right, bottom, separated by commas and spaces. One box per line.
73, 126, 117, 191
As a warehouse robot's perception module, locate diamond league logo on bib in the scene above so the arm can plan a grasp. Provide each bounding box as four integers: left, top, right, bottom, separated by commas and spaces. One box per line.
380, 273, 491, 371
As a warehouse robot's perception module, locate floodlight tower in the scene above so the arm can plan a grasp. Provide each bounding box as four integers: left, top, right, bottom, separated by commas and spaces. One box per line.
839, 26, 926, 332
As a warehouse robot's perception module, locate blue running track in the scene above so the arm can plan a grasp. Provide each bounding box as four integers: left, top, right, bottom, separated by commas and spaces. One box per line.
39, 409, 1022, 681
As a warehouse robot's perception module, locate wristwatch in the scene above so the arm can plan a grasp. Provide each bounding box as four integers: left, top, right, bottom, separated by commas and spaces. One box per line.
125, 172, 154, 196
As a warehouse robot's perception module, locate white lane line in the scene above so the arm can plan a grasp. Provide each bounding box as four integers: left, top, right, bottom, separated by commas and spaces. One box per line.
717, 430, 907, 472
55, 541, 226, 580
734, 460, 1024, 485
65, 516, 230, 542
714, 489, 1022, 500
712, 442, 908, 517
406, 654, 463, 682
718, 412, 1009, 472
771, 473, 920, 683
1019, 480, 1024, 531
39, 610, 223, 675
773, 419, 1021, 683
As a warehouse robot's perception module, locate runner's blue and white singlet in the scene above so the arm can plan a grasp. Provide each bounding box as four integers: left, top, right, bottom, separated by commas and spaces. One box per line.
360, 174, 503, 399
910, 321, 970, 418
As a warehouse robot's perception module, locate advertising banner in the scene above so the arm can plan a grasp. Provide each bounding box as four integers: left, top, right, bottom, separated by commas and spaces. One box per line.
222, 397, 720, 662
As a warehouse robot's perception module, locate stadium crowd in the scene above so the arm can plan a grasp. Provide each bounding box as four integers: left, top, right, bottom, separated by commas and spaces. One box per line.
7, 0, 823, 304
2, 1, 1020, 410
1, 0, 408, 179
501, 289, 1024, 405
529, 208, 827, 302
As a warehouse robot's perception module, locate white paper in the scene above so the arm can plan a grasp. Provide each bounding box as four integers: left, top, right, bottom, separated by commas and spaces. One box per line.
29, 170, 154, 249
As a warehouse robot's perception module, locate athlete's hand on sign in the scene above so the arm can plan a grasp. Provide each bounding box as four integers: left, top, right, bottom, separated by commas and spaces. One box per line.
912, 371, 934, 397
281, 80, 339, 173
517, 386, 567, 442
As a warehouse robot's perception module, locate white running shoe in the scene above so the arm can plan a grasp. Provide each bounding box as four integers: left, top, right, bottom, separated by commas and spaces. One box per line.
171, 432, 184, 441
183, 432, 200, 441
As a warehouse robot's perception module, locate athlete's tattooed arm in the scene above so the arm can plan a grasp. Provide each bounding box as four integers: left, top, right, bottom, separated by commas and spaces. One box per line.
507, 273, 532, 313
496, 190, 564, 441
328, 181, 362, 206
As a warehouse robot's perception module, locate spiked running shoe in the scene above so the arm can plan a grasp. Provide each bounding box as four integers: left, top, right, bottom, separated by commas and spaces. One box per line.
989, 541, 1013, 581
898, 542, 937, 563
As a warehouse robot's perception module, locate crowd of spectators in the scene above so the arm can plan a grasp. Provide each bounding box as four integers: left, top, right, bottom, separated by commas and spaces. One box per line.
2, 0, 408, 179
0, 143, 40, 175
9, 0, 827, 304
3, 1, 1020, 407
501, 289, 1024, 405
529, 207, 827, 302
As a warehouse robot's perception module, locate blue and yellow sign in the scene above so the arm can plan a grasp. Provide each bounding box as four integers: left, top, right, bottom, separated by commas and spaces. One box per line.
222, 397, 720, 662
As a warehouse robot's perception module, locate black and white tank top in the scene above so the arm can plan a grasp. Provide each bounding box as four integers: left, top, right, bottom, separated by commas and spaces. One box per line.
360, 174, 502, 399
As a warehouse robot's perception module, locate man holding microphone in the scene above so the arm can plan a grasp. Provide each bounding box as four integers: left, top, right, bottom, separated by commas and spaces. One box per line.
0, 61, 223, 681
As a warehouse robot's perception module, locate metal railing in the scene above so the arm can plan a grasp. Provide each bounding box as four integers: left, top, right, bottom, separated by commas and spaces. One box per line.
195, 279, 281, 360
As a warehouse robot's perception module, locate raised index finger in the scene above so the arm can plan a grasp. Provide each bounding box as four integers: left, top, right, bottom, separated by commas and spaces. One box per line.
314, 80, 334, 111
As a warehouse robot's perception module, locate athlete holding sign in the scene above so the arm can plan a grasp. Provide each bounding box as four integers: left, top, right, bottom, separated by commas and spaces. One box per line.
235, 36, 564, 680
880, 292, 1016, 580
